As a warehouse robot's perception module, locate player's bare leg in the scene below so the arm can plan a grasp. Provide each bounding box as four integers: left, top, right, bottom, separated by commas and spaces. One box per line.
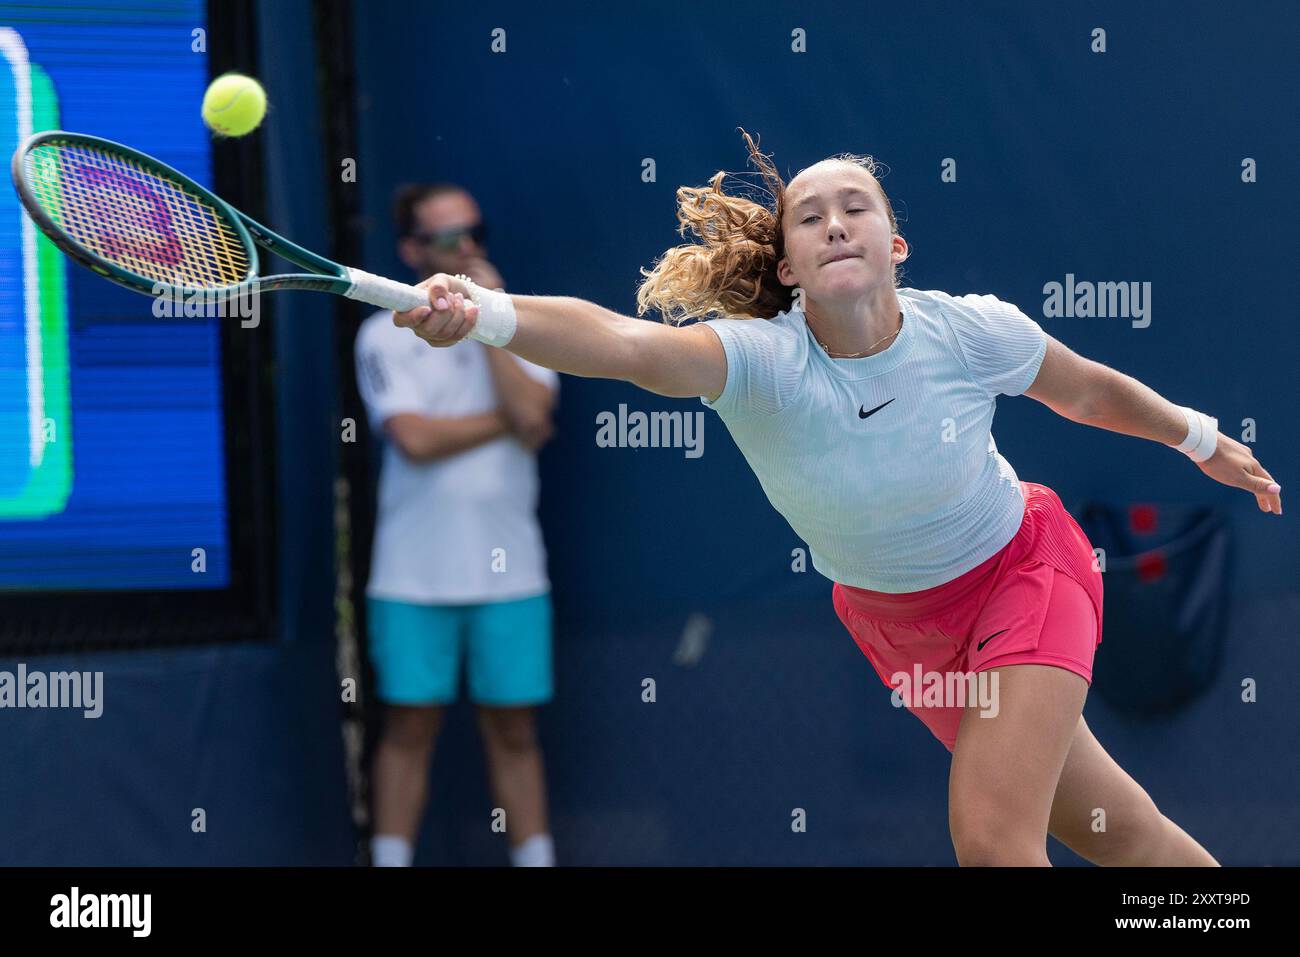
948, 664, 1086, 866
1047, 716, 1217, 865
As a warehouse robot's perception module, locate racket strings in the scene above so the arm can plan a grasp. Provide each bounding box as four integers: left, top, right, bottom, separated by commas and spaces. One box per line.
22, 140, 251, 289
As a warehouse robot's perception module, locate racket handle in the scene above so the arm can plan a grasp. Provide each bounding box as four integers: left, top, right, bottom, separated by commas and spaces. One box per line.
344, 268, 516, 347
344, 268, 431, 311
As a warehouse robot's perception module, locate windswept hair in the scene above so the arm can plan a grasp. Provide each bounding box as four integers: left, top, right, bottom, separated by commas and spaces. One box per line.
635, 129, 902, 324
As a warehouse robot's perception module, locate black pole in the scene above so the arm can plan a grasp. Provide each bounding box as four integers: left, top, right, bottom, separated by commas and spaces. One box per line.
313, 0, 380, 864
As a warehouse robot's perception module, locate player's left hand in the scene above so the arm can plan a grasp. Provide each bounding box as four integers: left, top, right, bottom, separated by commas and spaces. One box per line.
1196, 433, 1282, 515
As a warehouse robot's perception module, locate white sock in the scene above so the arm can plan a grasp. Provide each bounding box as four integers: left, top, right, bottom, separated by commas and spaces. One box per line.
371, 834, 414, 867
509, 833, 555, 867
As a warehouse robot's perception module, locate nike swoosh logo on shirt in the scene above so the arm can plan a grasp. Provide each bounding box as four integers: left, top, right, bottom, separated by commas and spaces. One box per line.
976, 628, 1011, 651
858, 398, 896, 419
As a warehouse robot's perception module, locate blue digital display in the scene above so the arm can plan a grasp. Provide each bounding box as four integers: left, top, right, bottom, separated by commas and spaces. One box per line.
0, 1, 230, 589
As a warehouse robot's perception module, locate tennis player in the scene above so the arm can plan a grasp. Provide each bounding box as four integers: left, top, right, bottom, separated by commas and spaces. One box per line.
391, 133, 1281, 866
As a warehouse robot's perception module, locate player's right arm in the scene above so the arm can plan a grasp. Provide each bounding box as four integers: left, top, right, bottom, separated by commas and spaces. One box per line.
392, 274, 727, 403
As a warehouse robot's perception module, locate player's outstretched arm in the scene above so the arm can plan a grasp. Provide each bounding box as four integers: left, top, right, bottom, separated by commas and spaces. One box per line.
1024, 336, 1282, 516
392, 273, 727, 402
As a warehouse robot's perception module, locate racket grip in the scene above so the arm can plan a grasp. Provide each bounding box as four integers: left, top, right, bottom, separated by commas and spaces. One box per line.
344, 268, 430, 312
344, 268, 516, 347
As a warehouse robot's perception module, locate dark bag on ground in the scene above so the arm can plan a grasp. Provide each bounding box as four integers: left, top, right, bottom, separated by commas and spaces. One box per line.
1075, 500, 1231, 715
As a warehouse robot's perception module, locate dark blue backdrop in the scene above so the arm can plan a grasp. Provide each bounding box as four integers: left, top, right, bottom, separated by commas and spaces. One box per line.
352, 0, 1299, 864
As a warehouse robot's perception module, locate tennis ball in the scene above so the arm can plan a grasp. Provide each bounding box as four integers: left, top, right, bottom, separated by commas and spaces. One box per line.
201, 73, 267, 137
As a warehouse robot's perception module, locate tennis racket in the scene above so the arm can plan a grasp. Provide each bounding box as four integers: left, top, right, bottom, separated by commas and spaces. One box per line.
8, 130, 512, 344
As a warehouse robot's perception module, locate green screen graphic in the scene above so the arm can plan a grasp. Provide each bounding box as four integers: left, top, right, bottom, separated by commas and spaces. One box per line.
1, 29, 72, 519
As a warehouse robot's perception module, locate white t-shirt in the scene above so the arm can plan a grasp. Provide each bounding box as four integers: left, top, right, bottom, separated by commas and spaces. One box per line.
355, 309, 560, 604
700, 287, 1049, 593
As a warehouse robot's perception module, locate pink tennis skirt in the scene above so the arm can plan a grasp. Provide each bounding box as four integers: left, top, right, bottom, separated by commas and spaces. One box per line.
832, 481, 1104, 752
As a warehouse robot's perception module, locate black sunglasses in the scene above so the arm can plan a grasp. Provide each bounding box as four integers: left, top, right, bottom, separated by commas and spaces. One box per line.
408, 222, 488, 250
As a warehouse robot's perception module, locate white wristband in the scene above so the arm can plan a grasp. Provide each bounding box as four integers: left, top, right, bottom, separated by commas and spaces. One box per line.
1172, 406, 1218, 462
454, 275, 517, 348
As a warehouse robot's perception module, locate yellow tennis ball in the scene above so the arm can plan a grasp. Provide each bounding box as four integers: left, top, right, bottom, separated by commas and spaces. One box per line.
201, 73, 267, 137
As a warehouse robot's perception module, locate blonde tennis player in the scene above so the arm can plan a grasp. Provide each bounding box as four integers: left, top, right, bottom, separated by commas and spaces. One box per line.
391, 132, 1281, 866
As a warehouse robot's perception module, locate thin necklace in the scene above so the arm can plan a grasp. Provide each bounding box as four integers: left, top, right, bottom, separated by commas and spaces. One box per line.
811, 311, 904, 359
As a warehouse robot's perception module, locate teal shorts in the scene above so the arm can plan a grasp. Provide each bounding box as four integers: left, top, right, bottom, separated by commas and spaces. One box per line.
366, 592, 553, 707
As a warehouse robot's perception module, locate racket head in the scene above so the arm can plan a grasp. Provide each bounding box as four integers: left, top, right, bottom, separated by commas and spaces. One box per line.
11, 130, 259, 299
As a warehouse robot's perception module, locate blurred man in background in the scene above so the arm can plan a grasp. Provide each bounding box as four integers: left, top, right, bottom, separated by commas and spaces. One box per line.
355, 184, 559, 867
